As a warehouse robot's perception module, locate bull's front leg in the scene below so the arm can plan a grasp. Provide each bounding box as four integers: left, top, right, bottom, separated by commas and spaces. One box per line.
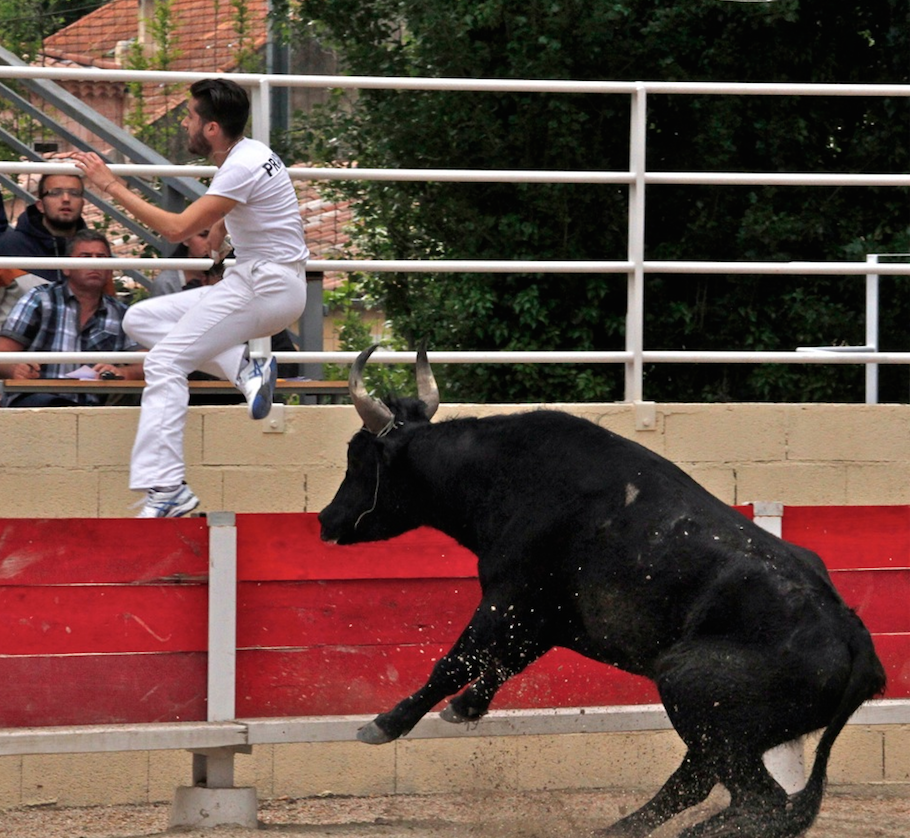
440, 644, 544, 724
357, 595, 544, 744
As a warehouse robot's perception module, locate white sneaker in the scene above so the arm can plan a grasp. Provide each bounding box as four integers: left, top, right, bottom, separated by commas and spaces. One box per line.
237, 355, 277, 420
136, 484, 200, 518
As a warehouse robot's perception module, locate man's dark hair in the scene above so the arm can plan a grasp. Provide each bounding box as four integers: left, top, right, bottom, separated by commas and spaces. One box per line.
189, 79, 250, 139
37, 172, 84, 198
65, 228, 112, 257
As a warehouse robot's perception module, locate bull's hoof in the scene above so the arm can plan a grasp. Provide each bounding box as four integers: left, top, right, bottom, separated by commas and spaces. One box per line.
439, 704, 468, 724
356, 720, 396, 745
439, 703, 486, 724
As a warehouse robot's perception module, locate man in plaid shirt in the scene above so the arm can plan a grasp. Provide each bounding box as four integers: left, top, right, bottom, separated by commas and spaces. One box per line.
0, 229, 143, 407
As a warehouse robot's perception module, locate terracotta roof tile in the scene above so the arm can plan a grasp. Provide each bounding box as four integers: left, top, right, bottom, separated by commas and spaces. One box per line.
42, 0, 269, 74
41, 0, 269, 123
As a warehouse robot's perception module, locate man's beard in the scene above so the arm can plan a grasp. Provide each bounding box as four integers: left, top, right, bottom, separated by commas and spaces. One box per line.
187, 129, 212, 158
46, 215, 80, 234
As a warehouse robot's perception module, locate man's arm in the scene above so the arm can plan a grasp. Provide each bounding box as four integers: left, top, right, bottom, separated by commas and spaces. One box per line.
65, 152, 236, 243
0, 336, 39, 380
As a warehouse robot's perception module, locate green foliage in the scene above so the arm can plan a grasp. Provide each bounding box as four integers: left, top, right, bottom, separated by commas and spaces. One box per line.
323, 275, 412, 396
123, 0, 184, 157
288, 0, 910, 402
231, 0, 264, 73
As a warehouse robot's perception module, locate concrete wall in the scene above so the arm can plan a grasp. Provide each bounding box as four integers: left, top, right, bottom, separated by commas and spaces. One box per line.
4, 401, 910, 517
1, 402, 908, 805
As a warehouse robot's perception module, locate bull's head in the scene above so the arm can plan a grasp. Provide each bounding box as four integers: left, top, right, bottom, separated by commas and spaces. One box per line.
318, 344, 439, 545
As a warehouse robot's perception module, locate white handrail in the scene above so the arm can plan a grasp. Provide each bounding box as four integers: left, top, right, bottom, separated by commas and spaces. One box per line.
1, 65, 909, 402
8, 257, 910, 277
11, 162, 910, 187
7, 350, 910, 366
2, 65, 908, 97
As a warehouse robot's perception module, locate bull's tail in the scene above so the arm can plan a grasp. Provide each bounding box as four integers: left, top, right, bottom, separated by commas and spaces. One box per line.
779, 629, 886, 836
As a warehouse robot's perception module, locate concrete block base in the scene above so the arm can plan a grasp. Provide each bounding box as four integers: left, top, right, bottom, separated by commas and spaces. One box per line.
169, 785, 258, 829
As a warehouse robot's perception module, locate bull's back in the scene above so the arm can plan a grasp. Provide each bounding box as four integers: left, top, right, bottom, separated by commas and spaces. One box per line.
474, 412, 867, 663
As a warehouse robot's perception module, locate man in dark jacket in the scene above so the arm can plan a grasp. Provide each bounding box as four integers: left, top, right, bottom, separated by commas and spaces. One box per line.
1, 173, 89, 276
0, 173, 95, 323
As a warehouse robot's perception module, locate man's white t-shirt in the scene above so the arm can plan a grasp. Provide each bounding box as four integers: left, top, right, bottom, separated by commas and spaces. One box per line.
207, 138, 309, 264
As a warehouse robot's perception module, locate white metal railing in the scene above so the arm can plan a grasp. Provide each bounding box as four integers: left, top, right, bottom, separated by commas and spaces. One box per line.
2, 67, 910, 402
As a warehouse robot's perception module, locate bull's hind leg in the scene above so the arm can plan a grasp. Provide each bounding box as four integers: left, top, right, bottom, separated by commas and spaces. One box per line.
597, 749, 718, 838
358, 592, 548, 744
612, 639, 819, 838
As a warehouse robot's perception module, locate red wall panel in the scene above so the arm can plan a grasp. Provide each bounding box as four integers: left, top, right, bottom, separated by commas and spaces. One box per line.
0, 507, 906, 728
235, 646, 660, 718
0, 518, 208, 584
782, 506, 910, 570
235, 513, 476, 581
0, 653, 206, 727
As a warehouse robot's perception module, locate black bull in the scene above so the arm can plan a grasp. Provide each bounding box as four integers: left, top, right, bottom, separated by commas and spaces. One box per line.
318, 346, 885, 838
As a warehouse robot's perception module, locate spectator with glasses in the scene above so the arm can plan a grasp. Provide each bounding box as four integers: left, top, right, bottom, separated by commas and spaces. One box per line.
0, 173, 114, 325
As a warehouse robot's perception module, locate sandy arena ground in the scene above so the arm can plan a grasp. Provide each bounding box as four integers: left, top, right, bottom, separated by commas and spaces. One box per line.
0, 786, 906, 838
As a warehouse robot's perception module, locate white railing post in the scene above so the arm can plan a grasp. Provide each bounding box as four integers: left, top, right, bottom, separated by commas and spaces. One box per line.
866, 254, 879, 405
249, 78, 271, 145
625, 84, 647, 403
207, 512, 238, 722
248, 78, 276, 362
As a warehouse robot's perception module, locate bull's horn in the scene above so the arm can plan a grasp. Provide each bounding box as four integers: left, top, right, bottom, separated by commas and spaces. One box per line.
349, 344, 394, 434
416, 340, 439, 420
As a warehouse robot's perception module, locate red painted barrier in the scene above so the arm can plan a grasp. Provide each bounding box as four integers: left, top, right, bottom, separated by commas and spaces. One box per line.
0, 507, 906, 728
0, 518, 209, 726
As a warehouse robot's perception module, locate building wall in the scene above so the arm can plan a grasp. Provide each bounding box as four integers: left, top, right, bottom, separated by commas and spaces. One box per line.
0, 402, 908, 806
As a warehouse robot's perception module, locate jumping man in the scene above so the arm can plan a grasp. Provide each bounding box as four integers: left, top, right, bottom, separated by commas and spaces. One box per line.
69, 78, 309, 518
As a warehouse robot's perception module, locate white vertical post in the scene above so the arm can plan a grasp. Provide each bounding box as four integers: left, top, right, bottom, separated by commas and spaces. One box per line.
625, 85, 647, 404
750, 501, 806, 793
250, 79, 270, 144
170, 512, 256, 830
751, 501, 783, 538
247, 80, 273, 363
207, 511, 237, 721
865, 254, 879, 405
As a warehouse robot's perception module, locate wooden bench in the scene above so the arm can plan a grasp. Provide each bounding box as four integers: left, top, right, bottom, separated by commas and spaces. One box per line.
0, 377, 350, 404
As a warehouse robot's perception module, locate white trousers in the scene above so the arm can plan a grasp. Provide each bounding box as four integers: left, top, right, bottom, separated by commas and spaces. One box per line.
124, 259, 307, 491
